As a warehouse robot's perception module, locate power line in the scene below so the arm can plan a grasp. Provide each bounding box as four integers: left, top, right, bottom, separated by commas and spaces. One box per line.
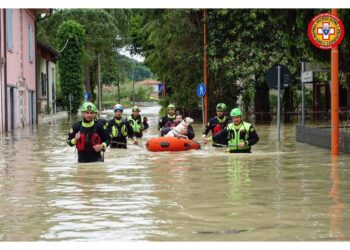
57, 38, 70, 53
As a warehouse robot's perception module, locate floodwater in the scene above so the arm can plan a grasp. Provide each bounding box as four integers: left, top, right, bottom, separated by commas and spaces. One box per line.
0, 106, 349, 241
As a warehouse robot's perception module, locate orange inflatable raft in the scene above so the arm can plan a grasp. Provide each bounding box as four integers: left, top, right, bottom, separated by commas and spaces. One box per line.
146, 137, 201, 152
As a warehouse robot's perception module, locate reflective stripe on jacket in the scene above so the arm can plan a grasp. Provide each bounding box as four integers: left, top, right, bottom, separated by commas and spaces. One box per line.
111, 119, 128, 137
227, 122, 251, 151
127, 115, 142, 133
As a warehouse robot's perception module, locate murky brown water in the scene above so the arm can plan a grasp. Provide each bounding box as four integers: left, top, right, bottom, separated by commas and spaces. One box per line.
1, 106, 349, 241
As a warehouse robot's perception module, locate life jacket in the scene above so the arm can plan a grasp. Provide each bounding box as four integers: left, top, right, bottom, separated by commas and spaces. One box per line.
111, 118, 128, 138
227, 122, 251, 151
128, 115, 142, 133
76, 121, 101, 152
212, 116, 227, 136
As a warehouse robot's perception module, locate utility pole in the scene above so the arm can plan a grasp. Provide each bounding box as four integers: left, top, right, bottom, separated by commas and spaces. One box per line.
117, 64, 121, 103
97, 53, 102, 111
331, 8, 339, 156
163, 80, 166, 100
132, 64, 135, 106
203, 9, 208, 124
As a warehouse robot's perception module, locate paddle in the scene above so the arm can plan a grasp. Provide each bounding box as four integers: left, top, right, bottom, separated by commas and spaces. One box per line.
110, 140, 143, 147
212, 142, 228, 147
195, 140, 228, 147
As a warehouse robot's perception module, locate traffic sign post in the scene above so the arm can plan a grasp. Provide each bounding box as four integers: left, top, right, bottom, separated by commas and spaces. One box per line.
266, 64, 291, 143
68, 93, 73, 116
197, 83, 206, 125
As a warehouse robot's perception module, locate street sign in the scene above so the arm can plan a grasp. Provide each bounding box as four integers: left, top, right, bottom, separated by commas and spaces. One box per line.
84, 91, 89, 101
301, 71, 313, 83
266, 64, 291, 89
197, 83, 206, 97
68, 93, 73, 116
158, 83, 164, 92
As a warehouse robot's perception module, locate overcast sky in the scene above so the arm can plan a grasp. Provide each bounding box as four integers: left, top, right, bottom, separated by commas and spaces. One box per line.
118, 47, 145, 63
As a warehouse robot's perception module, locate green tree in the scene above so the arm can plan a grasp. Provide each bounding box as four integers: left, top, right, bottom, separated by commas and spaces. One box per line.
130, 9, 203, 114
37, 9, 132, 102
57, 20, 85, 113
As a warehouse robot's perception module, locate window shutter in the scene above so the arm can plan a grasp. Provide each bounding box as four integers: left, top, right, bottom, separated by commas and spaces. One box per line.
6, 9, 13, 50
29, 24, 33, 62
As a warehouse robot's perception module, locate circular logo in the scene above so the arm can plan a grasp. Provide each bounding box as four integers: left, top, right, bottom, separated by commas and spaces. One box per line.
308, 13, 345, 50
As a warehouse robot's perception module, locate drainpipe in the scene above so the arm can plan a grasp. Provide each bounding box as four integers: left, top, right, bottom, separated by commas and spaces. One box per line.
46, 59, 49, 114
0, 10, 2, 135
35, 17, 38, 124
3, 9, 8, 132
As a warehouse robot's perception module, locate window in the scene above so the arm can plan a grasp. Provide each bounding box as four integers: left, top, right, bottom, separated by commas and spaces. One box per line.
29, 24, 34, 62
6, 9, 13, 51
41, 72, 47, 97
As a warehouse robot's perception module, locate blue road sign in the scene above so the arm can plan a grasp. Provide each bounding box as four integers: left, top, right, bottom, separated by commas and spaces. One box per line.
158, 83, 164, 92
197, 83, 206, 97
84, 91, 89, 101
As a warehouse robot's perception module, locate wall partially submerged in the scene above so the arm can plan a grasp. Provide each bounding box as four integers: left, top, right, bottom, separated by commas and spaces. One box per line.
296, 125, 350, 153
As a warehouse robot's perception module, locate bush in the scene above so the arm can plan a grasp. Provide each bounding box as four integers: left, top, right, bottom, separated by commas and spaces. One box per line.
57, 20, 85, 114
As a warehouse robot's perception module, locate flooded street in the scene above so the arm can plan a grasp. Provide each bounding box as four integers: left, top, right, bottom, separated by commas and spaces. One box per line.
0, 106, 350, 241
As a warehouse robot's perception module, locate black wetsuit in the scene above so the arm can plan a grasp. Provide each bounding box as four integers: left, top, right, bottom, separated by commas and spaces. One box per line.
107, 117, 134, 149
67, 119, 110, 163
202, 116, 231, 145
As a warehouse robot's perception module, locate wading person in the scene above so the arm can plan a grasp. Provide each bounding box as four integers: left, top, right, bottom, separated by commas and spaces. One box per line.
127, 106, 149, 139
67, 102, 110, 163
213, 108, 259, 153
108, 104, 134, 149
158, 104, 176, 136
202, 102, 231, 145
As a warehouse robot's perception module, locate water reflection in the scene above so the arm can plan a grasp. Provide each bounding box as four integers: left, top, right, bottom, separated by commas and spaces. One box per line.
227, 156, 251, 203
329, 156, 346, 240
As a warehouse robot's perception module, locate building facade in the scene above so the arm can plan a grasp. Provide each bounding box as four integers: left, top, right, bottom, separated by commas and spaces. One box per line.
0, 9, 49, 132
36, 41, 58, 115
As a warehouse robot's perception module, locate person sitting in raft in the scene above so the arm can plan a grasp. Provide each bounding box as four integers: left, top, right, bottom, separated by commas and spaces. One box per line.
158, 104, 176, 135
107, 104, 134, 149
213, 108, 259, 153
67, 102, 110, 163
127, 105, 149, 139
161, 114, 195, 139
